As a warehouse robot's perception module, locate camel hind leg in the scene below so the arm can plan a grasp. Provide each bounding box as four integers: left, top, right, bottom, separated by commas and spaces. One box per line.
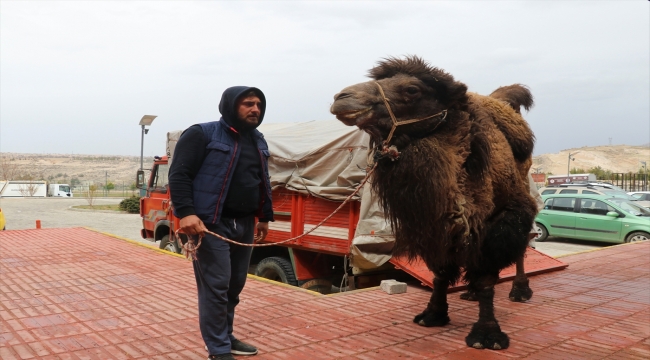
509, 252, 533, 302
460, 254, 531, 302
509, 228, 539, 302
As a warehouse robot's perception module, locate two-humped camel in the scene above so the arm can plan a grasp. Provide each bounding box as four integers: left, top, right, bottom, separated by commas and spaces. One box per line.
330, 56, 537, 350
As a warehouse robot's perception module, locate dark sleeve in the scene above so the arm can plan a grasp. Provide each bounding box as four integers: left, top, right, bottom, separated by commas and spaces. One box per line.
168, 125, 206, 218
258, 142, 274, 223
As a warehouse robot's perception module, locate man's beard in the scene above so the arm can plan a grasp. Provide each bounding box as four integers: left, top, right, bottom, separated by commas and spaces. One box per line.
236, 116, 259, 131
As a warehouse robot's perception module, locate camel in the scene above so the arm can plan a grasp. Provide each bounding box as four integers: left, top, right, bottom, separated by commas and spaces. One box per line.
330, 56, 537, 350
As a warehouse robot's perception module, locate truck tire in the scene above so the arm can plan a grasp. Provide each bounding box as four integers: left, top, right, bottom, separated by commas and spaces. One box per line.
159, 235, 179, 254
255, 257, 298, 286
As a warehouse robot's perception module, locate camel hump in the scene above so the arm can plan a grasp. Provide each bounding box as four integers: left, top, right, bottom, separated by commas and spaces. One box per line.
489, 84, 533, 114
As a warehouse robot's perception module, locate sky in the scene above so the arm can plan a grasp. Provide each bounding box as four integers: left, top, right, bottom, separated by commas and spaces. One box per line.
1, 1, 649, 157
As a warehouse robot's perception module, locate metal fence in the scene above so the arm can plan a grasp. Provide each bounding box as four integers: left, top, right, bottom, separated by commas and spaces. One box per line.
71, 180, 139, 198
608, 173, 648, 192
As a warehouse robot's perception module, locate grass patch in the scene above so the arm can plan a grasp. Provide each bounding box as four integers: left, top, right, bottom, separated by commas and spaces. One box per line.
73, 204, 124, 211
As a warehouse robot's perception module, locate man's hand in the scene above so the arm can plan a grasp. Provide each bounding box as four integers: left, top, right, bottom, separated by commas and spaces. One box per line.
179, 215, 207, 236
255, 222, 269, 242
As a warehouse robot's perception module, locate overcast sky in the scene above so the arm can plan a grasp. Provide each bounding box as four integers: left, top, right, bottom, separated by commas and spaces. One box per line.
1, 1, 648, 157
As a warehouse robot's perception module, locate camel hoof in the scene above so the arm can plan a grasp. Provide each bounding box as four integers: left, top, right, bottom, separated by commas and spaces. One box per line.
509, 280, 533, 302
459, 290, 478, 301
465, 323, 509, 350
413, 310, 450, 327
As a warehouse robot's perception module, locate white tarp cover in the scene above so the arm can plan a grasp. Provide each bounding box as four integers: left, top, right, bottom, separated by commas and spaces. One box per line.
261, 121, 369, 200
260, 121, 394, 269
166, 120, 395, 269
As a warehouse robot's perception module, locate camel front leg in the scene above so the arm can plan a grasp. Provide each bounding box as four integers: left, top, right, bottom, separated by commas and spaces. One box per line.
465, 273, 509, 350
413, 272, 451, 327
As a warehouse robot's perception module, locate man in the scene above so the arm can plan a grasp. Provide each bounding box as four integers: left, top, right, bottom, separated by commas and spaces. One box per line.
169, 86, 274, 360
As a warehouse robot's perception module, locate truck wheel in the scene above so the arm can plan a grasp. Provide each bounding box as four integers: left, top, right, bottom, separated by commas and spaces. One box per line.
255, 257, 298, 286
159, 235, 179, 253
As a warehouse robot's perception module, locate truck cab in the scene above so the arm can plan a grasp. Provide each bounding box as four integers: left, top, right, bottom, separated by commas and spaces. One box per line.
137, 156, 181, 252
48, 183, 72, 197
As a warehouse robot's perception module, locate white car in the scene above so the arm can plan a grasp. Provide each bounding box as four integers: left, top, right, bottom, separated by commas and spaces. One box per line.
628, 191, 650, 200
540, 187, 650, 209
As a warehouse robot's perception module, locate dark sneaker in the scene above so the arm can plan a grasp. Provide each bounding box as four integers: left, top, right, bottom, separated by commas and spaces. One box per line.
208, 354, 236, 360
230, 339, 258, 356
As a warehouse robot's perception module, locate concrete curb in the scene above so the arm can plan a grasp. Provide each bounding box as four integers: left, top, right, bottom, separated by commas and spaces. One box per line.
67, 206, 131, 214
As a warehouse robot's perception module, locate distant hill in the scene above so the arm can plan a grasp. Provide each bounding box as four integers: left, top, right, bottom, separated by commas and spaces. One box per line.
0, 153, 154, 185
532, 145, 649, 176
1, 144, 649, 185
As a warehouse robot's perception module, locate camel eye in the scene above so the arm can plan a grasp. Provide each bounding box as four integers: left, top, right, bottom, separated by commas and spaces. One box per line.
405, 86, 419, 95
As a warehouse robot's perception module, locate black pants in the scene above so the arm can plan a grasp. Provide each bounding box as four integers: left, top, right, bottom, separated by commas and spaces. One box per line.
193, 215, 255, 355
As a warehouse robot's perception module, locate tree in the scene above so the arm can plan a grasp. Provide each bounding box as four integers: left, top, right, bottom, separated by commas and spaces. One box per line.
86, 184, 99, 208
0, 156, 18, 180
18, 178, 40, 197
105, 182, 115, 191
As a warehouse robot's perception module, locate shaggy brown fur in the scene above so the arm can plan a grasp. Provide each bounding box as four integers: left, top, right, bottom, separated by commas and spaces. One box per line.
330, 56, 537, 350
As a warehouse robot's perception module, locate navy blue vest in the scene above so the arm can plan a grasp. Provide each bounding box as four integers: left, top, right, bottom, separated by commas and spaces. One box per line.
192, 119, 273, 224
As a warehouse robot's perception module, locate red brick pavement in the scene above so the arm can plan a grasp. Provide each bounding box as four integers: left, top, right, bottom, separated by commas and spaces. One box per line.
1, 228, 648, 359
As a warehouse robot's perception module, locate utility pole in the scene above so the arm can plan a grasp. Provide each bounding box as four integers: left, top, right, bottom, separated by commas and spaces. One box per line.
105, 171, 108, 197
567, 151, 579, 179
642, 161, 647, 191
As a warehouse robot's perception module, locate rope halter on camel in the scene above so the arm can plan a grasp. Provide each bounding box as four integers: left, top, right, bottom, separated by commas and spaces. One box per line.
374, 81, 448, 161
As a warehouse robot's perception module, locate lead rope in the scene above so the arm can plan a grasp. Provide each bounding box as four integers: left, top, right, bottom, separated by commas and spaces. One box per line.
177, 163, 378, 260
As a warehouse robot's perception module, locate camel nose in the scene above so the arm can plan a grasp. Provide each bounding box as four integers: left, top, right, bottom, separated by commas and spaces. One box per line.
334, 92, 352, 101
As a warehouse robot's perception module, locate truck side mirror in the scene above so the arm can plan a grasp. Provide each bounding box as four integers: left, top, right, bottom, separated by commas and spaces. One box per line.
136, 170, 145, 189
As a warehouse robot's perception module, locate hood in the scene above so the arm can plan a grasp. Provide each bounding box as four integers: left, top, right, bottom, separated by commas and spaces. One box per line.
218, 86, 266, 131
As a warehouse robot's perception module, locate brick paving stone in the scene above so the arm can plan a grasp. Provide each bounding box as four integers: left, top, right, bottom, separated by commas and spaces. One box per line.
1, 228, 649, 359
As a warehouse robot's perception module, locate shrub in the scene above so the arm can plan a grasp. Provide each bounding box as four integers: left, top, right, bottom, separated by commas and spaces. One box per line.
120, 196, 140, 213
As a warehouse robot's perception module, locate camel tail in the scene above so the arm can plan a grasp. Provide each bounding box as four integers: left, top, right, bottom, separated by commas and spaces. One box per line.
489, 84, 534, 114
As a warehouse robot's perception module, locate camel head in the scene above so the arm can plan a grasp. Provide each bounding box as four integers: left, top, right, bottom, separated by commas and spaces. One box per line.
330, 56, 468, 146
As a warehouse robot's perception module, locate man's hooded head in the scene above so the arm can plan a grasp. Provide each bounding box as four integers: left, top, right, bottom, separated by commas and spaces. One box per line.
218, 86, 266, 132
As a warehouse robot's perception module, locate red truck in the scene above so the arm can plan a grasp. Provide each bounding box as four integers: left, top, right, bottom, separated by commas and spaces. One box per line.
137, 154, 411, 294
137, 122, 566, 294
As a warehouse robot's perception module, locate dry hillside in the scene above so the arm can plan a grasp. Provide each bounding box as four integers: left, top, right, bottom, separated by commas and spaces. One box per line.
532, 145, 649, 176
0, 153, 154, 186
1, 144, 649, 185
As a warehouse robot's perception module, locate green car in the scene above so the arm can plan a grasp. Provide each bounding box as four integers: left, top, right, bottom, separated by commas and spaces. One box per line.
535, 194, 650, 244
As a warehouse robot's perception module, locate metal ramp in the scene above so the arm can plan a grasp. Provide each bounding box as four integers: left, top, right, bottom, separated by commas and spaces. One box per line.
389, 247, 568, 291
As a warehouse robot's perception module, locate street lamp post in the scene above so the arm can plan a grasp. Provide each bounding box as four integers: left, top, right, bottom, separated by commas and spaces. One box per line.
139, 115, 157, 171
105, 171, 108, 197
641, 161, 647, 191
567, 151, 579, 181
